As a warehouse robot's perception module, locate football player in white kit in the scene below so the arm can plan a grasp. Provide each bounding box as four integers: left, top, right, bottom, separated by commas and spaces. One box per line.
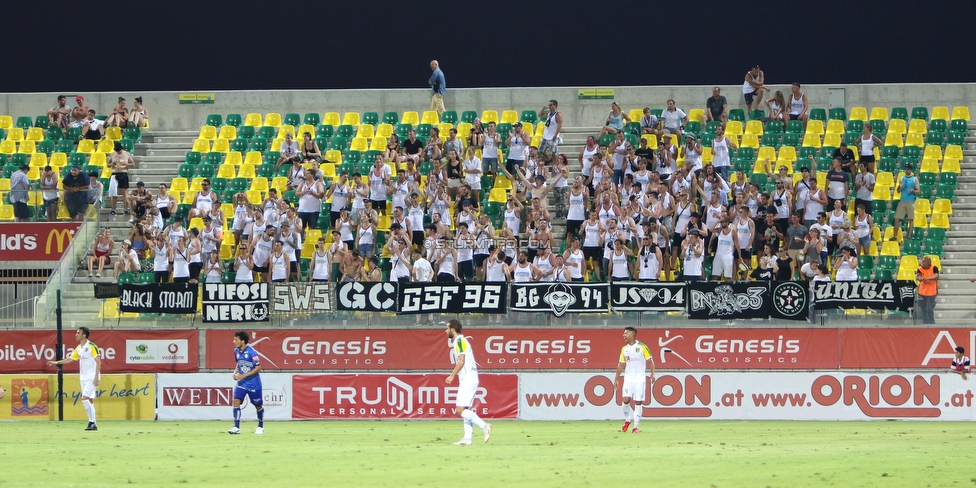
445, 319, 493, 445
614, 327, 655, 434
48, 327, 101, 431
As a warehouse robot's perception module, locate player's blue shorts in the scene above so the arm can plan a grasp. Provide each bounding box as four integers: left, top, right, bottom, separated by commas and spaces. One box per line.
234, 383, 263, 406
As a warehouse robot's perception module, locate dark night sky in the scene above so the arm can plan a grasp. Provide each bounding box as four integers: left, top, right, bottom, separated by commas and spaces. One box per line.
4, 0, 974, 93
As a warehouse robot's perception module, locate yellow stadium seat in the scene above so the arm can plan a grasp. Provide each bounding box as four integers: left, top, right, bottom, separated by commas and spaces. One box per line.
218, 125, 237, 140
211, 138, 230, 153
756, 146, 776, 162
6, 128, 24, 142
100, 165, 112, 178
50, 152, 67, 167
325, 150, 342, 164
103, 126, 122, 142
170, 177, 188, 192
883, 133, 903, 148
699, 147, 712, 164
914, 198, 931, 216
822, 133, 841, 147
725, 121, 743, 136
323, 112, 340, 127
931, 107, 949, 121
264, 113, 282, 127
376, 123, 394, 139
350, 137, 368, 152
500, 110, 518, 125
401, 111, 419, 126
896, 268, 916, 281
488, 188, 507, 203
29, 153, 46, 167
189, 177, 204, 192
521, 122, 533, 135
927, 255, 941, 270
922, 145, 942, 161
0, 140, 15, 155
942, 158, 961, 173
225, 152, 243, 166
745, 120, 764, 136
880, 241, 900, 256
237, 164, 256, 179
778, 146, 797, 161
278, 125, 295, 139
26, 167, 39, 180
481, 110, 499, 124
17, 140, 35, 154
913, 214, 929, 229
688, 108, 705, 121
192, 138, 210, 153
26, 127, 46, 142
876, 171, 894, 187
628, 109, 643, 123
217, 164, 236, 179
920, 158, 940, 174
825, 119, 845, 135
775, 159, 793, 174
342, 112, 361, 126
740, 133, 759, 149
357, 124, 374, 139
898, 255, 919, 272
929, 212, 949, 229
199, 125, 217, 140
244, 151, 262, 166
421, 111, 440, 125
641, 134, 658, 147
245, 190, 262, 203
244, 113, 262, 127
27, 190, 42, 205
321, 163, 336, 179
297, 124, 316, 139
270, 176, 288, 193
908, 119, 927, 135
951, 106, 970, 121
805, 119, 824, 136
885, 119, 905, 135
869, 107, 888, 121
250, 177, 269, 192
0, 116, 11, 129
933, 198, 952, 215
456, 122, 472, 139
76, 139, 95, 154
181, 191, 197, 205
188, 217, 204, 231
89, 152, 107, 167
801, 133, 821, 148
96, 140, 116, 153
872, 183, 891, 201
849, 107, 868, 122
944, 145, 963, 161
904, 132, 924, 148
369, 136, 387, 151
0, 204, 13, 222
270, 139, 283, 152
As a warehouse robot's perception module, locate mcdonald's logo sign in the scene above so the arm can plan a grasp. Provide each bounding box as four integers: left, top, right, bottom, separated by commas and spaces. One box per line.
0, 223, 82, 261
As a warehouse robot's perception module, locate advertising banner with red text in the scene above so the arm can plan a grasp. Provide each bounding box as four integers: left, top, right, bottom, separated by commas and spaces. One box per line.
519, 372, 976, 421
157, 373, 292, 420
0, 222, 82, 260
292, 374, 518, 420
0, 330, 198, 373
206, 328, 840, 371
839, 328, 976, 369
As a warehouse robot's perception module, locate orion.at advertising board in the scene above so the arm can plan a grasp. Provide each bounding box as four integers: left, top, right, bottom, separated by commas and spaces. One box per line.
518, 373, 976, 420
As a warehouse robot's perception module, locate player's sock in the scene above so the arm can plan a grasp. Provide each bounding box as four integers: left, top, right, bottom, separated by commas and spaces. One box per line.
83, 400, 95, 423
633, 403, 641, 429
233, 407, 241, 428
622, 403, 633, 422
461, 409, 487, 430
462, 418, 473, 440
256, 407, 264, 428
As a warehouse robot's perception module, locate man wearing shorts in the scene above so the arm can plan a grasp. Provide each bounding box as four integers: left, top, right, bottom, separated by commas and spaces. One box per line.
537, 99, 562, 164
445, 319, 492, 445
615, 327, 655, 434
48, 327, 101, 431
9, 164, 30, 222
892, 164, 919, 241
228, 330, 265, 435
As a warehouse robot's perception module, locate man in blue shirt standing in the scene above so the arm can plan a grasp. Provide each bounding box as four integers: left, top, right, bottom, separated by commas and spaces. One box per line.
229, 330, 265, 435
429, 60, 446, 117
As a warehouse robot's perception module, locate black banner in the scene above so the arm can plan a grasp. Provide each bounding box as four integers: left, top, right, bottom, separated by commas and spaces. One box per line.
118, 283, 198, 314
335, 282, 398, 311
687, 281, 770, 319
813, 280, 916, 311
94, 283, 119, 299
768, 281, 810, 321
610, 282, 686, 312
202, 283, 269, 322
271, 283, 333, 314
510, 283, 609, 317
397, 283, 507, 314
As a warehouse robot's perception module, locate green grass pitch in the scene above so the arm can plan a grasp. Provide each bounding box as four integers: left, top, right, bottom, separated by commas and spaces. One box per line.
3, 420, 973, 487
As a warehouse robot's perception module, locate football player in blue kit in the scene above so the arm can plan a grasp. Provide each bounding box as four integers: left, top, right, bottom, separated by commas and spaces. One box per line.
228, 330, 265, 435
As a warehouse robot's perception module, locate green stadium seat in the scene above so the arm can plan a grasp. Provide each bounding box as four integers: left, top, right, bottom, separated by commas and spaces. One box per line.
786, 120, 804, 134
749, 109, 765, 120
924, 239, 944, 257
829, 107, 847, 121
949, 119, 968, 134
877, 256, 897, 271
283, 113, 301, 127
336, 125, 355, 138
808, 108, 827, 122
185, 151, 203, 165
382, 112, 399, 125
846, 120, 863, 134
316, 124, 334, 139
123, 126, 141, 142
178, 164, 195, 178
902, 146, 920, 160
302, 113, 321, 127
728, 109, 745, 122
520, 110, 538, 124
204, 153, 222, 166
232, 139, 249, 152
936, 183, 955, 200
856, 269, 873, 281
857, 255, 874, 270
890, 107, 908, 121
781, 133, 800, 148
221, 114, 240, 127
330, 137, 348, 151
46, 127, 62, 141
15, 116, 32, 130
362, 112, 379, 126
36, 140, 55, 156
263, 152, 280, 166
257, 126, 276, 140
205, 114, 222, 127
34, 116, 49, 130
764, 121, 783, 134
395, 125, 413, 139
918, 184, 933, 200
460, 111, 477, 124
910, 107, 928, 121
869, 119, 887, 136
250, 138, 268, 152
66, 127, 82, 141
69, 152, 87, 167
902, 240, 922, 257
256, 164, 275, 179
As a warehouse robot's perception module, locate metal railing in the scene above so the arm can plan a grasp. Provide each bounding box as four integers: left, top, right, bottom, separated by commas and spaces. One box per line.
33, 206, 100, 327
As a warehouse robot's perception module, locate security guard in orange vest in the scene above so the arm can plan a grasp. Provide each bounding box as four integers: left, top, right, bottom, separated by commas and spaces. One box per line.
916, 256, 939, 324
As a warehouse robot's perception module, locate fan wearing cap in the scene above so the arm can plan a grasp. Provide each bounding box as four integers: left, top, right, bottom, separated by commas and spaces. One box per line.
115, 239, 140, 276
70, 96, 89, 127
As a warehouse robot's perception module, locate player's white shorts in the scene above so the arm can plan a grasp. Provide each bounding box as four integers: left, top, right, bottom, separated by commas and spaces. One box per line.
712, 255, 734, 278
80, 379, 96, 399
455, 379, 479, 408
622, 379, 646, 402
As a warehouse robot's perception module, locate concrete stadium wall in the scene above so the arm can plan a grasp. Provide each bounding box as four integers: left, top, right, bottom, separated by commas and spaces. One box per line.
0, 83, 972, 131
